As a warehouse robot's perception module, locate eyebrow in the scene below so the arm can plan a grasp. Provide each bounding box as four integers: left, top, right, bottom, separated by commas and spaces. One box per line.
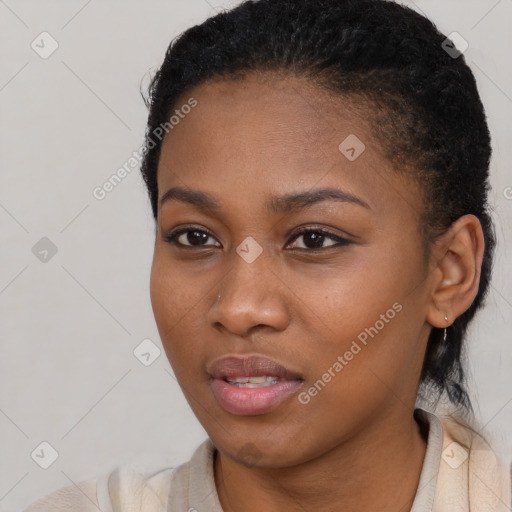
158, 186, 371, 214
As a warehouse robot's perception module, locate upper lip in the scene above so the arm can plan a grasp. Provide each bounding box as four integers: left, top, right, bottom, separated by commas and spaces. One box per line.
208, 355, 303, 381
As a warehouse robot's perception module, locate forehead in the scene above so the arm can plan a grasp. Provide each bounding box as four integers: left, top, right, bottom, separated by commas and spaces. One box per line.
156, 73, 422, 221
167, 73, 369, 158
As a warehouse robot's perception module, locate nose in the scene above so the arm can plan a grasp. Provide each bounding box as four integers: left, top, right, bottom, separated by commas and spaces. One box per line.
208, 250, 290, 338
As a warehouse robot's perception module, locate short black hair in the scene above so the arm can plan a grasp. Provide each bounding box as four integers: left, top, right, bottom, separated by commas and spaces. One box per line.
140, 0, 495, 412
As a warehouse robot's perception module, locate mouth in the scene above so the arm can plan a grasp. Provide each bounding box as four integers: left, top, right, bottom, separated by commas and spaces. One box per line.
224, 376, 283, 388
208, 355, 304, 416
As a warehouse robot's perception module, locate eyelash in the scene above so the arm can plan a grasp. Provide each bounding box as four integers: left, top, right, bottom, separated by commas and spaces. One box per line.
163, 226, 352, 251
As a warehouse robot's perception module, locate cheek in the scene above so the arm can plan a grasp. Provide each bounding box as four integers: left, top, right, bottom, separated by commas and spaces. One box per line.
294, 255, 407, 335
150, 257, 180, 330
293, 241, 426, 381
149, 251, 215, 367
150, 254, 195, 352
150, 250, 208, 323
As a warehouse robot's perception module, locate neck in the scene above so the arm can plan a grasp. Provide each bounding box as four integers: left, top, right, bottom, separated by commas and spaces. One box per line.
215, 408, 428, 512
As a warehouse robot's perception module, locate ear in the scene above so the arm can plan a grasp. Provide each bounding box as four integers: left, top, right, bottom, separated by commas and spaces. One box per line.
426, 214, 485, 328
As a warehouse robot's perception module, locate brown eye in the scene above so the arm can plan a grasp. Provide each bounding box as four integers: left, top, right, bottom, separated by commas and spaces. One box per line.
164, 228, 221, 247
287, 228, 352, 250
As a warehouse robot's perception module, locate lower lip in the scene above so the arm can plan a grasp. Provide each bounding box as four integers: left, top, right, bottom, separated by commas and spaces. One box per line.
211, 378, 302, 415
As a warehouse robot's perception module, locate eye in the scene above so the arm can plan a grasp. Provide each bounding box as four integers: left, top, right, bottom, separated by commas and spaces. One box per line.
286, 227, 352, 250
164, 227, 221, 248
163, 225, 352, 251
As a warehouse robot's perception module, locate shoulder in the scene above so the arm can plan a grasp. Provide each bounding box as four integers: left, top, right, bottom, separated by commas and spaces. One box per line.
22, 478, 99, 512
435, 410, 512, 511
22, 441, 214, 512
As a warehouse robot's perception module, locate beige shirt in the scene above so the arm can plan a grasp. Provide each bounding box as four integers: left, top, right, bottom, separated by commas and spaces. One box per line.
23, 408, 511, 511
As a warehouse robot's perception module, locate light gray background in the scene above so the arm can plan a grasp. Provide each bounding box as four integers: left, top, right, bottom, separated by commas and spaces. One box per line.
1, 0, 511, 509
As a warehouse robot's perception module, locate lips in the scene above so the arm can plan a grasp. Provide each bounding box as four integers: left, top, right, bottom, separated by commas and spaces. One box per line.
208, 355, 303, 416
208, 355, 303, 381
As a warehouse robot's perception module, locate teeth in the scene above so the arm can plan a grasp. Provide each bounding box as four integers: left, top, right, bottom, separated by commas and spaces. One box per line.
227, 376, 280, 388
246, 376, 266, 384
230, 377, 250, 384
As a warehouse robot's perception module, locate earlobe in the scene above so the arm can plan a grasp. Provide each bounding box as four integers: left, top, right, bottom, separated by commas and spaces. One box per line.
426, 214, 485, 328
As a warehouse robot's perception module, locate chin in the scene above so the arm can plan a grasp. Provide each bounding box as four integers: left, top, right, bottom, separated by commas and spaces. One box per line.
210, 427, 311, 469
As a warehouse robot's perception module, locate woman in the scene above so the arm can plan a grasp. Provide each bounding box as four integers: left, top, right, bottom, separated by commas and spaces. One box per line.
24, 0, 511, 510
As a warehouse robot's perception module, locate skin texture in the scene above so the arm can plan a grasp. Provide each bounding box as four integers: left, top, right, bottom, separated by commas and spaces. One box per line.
150, 73, 484, 512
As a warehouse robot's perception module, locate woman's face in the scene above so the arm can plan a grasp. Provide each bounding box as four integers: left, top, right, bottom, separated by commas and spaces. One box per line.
150, 73, 434, 467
